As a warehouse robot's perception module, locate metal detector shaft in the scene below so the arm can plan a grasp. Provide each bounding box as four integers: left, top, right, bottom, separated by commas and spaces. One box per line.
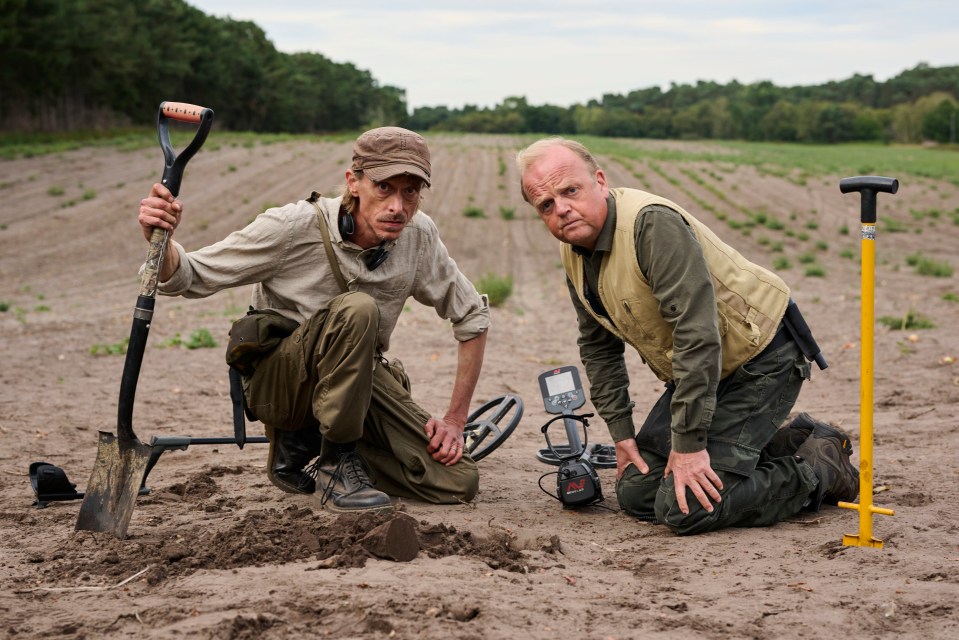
561, 411, 584, 453
140, 434, 268, 492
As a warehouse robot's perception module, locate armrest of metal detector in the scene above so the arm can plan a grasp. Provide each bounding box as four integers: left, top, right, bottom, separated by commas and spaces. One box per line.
140, 430, 270, 492
139, 435, 194, 491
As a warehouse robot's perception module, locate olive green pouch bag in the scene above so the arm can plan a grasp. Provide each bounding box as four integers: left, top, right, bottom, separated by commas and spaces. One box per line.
226, 307, 300, 376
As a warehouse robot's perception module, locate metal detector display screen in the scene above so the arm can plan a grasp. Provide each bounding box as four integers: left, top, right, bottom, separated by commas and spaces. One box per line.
539, 366, 585, 413
545, 371, 576, 396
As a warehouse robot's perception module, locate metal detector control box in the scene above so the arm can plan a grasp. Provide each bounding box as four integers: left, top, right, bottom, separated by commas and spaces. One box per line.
538, 366, 586, 414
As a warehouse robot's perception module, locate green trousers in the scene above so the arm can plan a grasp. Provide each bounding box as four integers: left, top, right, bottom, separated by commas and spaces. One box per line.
616, 339, 819, 535
246, 292, 479, 504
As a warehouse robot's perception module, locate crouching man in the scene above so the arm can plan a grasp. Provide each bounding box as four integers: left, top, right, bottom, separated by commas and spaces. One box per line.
138, 127, 489, 512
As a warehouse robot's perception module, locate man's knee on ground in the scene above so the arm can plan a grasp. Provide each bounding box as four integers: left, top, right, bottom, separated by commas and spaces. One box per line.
426, 457, 479, 504
615, 465, 658, 519
335, 291, 380, 326
448, 459, 479, 503
653, 481, 723, 536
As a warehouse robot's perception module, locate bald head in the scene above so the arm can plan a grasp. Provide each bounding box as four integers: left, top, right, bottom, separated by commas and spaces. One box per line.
516, 137, 602, 203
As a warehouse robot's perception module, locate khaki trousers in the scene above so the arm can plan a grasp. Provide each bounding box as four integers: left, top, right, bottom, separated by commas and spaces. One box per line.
246, 292, 478, 504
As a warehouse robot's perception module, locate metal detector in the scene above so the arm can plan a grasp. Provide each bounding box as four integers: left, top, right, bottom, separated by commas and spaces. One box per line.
535, 366, 615, 467
535, 366, 614, 508
31, 391, 521, 508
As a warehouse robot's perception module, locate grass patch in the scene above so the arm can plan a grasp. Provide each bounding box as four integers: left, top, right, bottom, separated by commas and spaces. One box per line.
568, 137, 959, 187
499, 206, 516, 220
942, 292, 958, 302
881, 218, 908, 233
906, 253, 953, 277
47, 185, 64, 196
877, 309, 935, 330
476, 273, 513, 307
772, 256, 791, 270
158, 328, 219, 350
90, 338, 129, 356
804, 265, 826, 277
463, 205, 486, 219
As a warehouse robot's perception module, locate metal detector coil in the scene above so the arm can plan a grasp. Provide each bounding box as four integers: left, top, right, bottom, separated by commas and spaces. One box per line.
462, 394, 523, 460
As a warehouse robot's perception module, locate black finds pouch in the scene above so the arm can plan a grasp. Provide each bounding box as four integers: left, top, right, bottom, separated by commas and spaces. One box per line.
226, 307, 300, 376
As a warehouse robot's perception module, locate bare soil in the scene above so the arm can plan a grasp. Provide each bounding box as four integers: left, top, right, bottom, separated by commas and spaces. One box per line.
1, 135, 957, 639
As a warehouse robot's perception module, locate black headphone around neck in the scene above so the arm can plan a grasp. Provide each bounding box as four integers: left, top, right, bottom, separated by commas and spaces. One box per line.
338, 211, 355, 237
339, 210, 390, 270
365, 243, 390, 270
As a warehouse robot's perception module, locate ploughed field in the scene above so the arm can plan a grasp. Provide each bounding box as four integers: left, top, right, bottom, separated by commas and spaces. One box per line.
1, 134, 957, 638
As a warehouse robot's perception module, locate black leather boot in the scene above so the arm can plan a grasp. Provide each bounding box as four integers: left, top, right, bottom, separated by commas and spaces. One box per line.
265, 424, 322, 494
313, 441, 392, 513
794, 421, 859, 510
765, 412, 854, 459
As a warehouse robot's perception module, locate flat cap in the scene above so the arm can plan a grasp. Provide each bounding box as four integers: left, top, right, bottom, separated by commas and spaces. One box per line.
351, 126, 431, 186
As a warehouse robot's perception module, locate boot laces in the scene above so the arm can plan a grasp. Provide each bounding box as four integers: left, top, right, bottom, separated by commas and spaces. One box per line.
311, 452, 375, 506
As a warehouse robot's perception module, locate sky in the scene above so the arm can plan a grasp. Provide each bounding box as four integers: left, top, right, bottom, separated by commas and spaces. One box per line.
186, 1, 959, 111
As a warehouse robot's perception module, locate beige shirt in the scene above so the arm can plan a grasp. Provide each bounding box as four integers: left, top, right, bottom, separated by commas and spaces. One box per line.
158, 194, 490, 352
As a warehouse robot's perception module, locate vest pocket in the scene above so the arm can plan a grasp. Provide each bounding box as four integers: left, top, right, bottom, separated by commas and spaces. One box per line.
716, 310, 730, 337
621, 299, 658, 339
717, 301, 761, 361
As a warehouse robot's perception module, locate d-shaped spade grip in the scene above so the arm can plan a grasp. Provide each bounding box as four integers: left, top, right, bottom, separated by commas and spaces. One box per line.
839, 176, 899, 223
157, 101, 215, 198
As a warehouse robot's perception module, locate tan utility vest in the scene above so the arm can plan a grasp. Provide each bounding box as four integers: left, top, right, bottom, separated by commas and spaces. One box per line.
562, 188, 790, 382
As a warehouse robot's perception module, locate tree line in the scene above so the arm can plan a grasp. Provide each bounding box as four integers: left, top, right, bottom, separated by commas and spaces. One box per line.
0, 0, 408, 132
2, 0, 957, 144
409, 66, 959, 144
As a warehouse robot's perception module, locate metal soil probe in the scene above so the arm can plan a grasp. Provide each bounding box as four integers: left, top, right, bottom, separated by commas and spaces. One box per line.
837, 176, 899, 549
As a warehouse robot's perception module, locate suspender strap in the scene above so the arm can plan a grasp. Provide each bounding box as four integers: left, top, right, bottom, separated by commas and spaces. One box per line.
308, 192, 348, 293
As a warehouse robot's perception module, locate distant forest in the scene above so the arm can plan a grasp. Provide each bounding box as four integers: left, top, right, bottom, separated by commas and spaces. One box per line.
3, 0, 958, 144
